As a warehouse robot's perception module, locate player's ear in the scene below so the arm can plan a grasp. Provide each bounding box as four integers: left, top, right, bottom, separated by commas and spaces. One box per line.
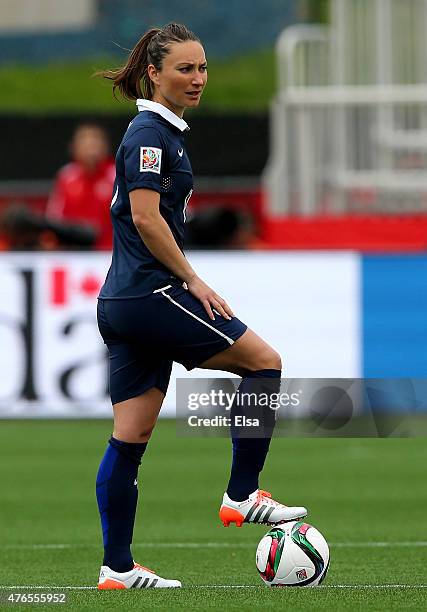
147, 64, 160, 88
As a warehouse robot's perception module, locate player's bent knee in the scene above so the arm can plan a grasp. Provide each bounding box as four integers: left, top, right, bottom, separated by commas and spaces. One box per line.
136, 424, 156, 441
269, 351, 282, 372
114, 421, 156, 443
248, 349, 282, 373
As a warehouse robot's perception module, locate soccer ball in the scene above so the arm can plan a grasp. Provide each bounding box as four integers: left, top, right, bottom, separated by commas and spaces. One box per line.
256, 520, 329, 587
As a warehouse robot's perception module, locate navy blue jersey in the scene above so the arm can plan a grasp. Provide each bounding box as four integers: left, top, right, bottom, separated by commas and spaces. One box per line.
99, 100, 193, 299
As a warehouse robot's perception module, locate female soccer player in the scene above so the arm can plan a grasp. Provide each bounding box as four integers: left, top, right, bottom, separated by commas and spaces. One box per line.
96, 23, 307, 590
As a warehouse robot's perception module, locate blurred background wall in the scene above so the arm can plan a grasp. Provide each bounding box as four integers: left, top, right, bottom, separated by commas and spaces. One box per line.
0, 0, 298, 61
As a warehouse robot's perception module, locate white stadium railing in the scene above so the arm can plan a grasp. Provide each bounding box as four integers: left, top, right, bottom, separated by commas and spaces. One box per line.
263, 0, 427, 216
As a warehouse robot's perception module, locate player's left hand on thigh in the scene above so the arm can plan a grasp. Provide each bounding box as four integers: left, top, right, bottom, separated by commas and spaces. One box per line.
187, 275, 234, 321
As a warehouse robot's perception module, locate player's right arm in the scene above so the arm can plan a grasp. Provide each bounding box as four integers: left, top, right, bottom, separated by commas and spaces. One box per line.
130, 188, 233, 321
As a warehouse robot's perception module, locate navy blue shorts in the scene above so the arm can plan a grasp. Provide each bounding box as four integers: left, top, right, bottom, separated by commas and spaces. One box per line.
97, 284, 247, 404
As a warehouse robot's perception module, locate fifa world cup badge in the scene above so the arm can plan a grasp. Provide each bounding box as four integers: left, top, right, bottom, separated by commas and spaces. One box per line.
140, 147, 162, 174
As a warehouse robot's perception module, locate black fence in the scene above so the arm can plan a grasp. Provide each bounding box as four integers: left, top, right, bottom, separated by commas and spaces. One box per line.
0, 113, 268, 180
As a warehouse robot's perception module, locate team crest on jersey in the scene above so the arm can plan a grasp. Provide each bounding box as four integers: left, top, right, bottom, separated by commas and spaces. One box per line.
140, 147, 162, 174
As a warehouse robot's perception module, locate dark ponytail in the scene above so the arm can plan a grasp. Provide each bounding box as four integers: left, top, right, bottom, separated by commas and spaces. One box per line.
99, 23, 201, 101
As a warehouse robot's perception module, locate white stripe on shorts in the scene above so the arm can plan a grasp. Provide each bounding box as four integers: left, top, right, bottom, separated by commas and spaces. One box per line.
153, 284, 172, 293
161, 291, 234, 345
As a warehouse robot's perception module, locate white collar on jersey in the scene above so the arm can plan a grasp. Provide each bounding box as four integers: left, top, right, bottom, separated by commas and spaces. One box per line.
136, 99, 189, 132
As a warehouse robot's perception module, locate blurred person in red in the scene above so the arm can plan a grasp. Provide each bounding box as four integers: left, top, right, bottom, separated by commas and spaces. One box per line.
47, 123, 115, 249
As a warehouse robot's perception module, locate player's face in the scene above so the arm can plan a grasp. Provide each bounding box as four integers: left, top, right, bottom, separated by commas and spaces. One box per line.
149, 41, 207, 117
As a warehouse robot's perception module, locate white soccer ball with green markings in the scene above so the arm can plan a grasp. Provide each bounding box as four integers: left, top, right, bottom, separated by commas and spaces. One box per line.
256, 520, 330, 587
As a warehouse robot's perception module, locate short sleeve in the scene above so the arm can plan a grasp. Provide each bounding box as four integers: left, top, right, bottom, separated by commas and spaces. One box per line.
123, 127, 167, 194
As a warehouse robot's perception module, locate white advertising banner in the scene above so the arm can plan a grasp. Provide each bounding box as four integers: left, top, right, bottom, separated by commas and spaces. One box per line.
0, 252, 360, 418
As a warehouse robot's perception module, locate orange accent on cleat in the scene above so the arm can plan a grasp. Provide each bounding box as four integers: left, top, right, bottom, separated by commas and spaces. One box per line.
219, 506, 245, 527
98, 578, 126, 590
133, 563, 155, 573
256, 490, 272, 505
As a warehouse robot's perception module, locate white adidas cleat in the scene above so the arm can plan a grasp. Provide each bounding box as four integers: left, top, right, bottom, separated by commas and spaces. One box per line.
98, 562, 181, 589
219, 489, 307, 527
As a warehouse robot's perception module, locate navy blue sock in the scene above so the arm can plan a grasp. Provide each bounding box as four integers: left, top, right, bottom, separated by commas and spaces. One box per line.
96, 437, 147, 572
226, 369, 281, 502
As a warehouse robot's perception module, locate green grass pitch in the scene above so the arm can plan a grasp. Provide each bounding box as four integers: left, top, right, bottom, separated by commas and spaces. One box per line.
0, 420, 426, 610
0, 50, 276, 114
